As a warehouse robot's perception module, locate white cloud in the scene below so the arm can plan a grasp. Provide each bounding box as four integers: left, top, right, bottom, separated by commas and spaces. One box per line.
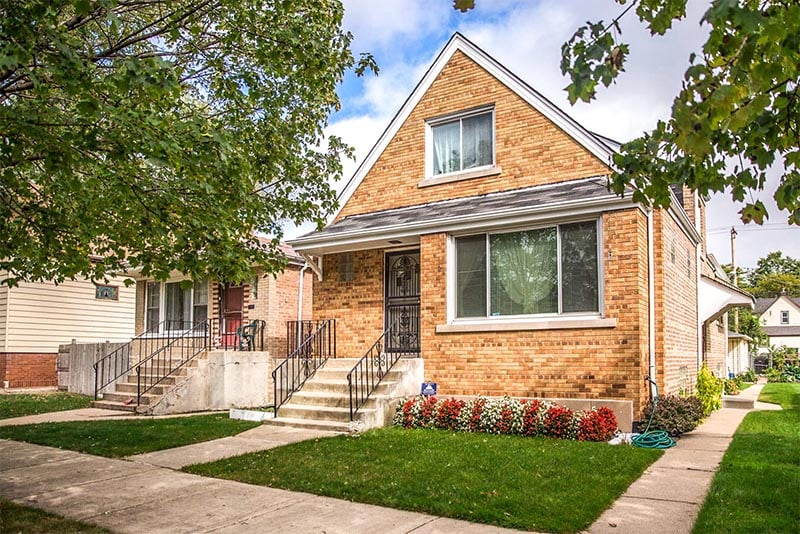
341, 0, 451, 52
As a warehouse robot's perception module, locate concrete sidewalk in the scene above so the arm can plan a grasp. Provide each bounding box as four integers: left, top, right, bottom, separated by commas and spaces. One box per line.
0, 439, 525, 534
0, 407, 221, 427
588, 382, 780, 533
0, 384, 780, 533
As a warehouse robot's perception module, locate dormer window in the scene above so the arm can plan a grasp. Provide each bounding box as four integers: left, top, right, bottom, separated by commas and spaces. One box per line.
429, 108, 494, 176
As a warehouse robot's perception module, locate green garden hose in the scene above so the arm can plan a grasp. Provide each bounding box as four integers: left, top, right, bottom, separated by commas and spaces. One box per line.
632, 377, 676, 449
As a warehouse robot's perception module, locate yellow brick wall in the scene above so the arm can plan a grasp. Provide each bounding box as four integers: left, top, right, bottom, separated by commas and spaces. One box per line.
337, 50, 610, 220
653, 210, 700, 396
313, 208, 654, 415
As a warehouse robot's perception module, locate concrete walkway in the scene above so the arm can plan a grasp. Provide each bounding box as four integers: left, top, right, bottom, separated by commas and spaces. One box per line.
0, 384, 780, 533
0, 407, 220, 427
589, 382, 780, 533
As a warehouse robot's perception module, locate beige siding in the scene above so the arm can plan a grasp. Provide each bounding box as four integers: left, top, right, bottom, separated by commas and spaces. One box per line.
0, 281, 8, 352
5, 278, 135, 353
762, 295, 800, 327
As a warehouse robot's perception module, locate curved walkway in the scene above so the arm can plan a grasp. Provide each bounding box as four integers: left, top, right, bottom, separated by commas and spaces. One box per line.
0, 384, 780, 533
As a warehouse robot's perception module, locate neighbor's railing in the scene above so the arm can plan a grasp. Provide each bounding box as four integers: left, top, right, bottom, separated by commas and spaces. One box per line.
347, 319, 418, 421
273, 319, 336, 415
94, 319, 187, 399
136, 319, 212, 404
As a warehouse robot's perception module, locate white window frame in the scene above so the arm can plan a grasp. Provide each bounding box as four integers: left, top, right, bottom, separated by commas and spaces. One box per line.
780, 310, 790, 325
425, 106, 496, 179
446, 218, 604, 324
145, 278, 208, 334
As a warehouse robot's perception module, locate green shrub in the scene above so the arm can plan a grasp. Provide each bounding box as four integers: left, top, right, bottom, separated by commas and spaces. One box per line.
641, 395, 704, 436
723, 378, 740, 395
738, 369, 757, 383
697, 364, 723, 416
767, 364, 800, 383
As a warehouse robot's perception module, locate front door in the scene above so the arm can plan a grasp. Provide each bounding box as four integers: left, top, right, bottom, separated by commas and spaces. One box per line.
220, 283, 244, 348
385, 250, 420, 353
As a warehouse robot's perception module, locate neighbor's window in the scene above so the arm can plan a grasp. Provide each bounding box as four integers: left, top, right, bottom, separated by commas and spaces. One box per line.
95, 284, 118, 300
455, 221, 599, 318
145, 280, 208, 331
781, 310, 790, 324
431, 109, 493, 175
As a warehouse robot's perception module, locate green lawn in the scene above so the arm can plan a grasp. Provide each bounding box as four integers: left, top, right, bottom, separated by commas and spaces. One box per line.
0, 392, 93, 420
0, 414, 259, 458
0, 498, 110, 533
184, 427, 661, 533
693, 383, 800, 533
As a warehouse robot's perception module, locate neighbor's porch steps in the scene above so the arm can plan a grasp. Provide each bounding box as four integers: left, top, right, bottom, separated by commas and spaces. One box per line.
92, 358, 199, 413
263, 358, 404, 432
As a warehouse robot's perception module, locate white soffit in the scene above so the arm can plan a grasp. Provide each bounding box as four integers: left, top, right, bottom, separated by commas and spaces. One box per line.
699, 276, 754, 324
332, 32, 618, 221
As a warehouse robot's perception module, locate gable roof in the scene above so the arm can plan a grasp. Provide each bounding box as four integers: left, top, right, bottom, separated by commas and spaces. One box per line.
333, 32, 618, 221
754, 295, 800, 316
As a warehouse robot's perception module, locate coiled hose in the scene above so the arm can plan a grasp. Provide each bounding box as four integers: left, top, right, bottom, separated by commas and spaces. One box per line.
632, 377, 676, 449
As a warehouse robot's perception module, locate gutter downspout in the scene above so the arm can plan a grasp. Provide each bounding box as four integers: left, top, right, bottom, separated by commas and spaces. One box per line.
647, 208, 657, 399
695, 193, 704, 372
297, 263, 310, 349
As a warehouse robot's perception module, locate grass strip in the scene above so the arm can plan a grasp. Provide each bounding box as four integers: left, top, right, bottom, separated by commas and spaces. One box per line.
0, 498, 110, 533
0, 392, 93, 420
0, 413, 259, 458
185, 426, 661, 533
693, 383, 800, 533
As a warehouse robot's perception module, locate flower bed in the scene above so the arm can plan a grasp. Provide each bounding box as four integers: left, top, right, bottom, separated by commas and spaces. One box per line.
393, 396, 617, 442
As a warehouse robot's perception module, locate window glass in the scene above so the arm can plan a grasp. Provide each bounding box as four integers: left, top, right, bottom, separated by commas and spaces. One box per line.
490, 228, 557, 315
193, 281, 208, 325
781, 310, 789, 324
164, 282, 190, 330
146, 282, 160, 330
561, 222, 599, 313
455, 222, 599, 318
462, 113, 493, 170
456, 235, 487, 317
432, 121, 460, 175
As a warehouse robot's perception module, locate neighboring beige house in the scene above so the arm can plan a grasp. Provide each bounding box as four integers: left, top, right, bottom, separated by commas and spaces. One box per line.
0, 275, 135, 388
288, 33, 754, 427
755, 293, 800, 355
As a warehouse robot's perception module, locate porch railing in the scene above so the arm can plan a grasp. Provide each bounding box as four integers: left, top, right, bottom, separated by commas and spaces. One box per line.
94, 318, 266, 401
136, 319, 212, 404
286, 320, 330, 356
94, 319, 190, 399
347, 320, 418, 421
273, 319, 336, 415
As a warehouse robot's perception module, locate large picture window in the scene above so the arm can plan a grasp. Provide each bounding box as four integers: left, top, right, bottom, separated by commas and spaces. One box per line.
455, 221, 599, 318
145, 280, 208, 331
431, 110, 493, 175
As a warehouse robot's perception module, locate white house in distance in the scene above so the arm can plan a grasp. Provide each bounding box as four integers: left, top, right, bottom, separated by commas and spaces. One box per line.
755, 293, 800, 355
0, 276, 136, 388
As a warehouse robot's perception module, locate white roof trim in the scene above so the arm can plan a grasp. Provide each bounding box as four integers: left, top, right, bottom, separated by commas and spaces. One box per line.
332, 32, 617, 221
699, 275, 754, 325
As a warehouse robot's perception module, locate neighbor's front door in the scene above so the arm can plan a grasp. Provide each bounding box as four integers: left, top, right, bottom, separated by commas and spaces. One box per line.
220, 283, 244, 347
385, 250, 420, 353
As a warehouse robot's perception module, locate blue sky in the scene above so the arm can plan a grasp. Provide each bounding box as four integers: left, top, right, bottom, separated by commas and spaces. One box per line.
293, 0, 799, 269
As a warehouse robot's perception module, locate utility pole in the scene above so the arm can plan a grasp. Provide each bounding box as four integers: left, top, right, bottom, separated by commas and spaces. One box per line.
731, 226, 739, 332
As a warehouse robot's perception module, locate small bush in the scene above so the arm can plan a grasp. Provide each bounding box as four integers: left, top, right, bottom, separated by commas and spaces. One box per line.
767, 364, 800, 383
393, 396, 617, 442
697, 364, 723, 415
641, 395, 704, 436
723, 378, 740, 395
738, 369, 757, 383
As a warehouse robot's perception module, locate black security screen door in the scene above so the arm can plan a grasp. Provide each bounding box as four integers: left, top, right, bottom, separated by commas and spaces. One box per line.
385, 250, 421, 353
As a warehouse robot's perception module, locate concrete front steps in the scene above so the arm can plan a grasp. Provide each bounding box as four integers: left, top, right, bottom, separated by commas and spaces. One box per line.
264, 357, 423, 432
92, 361, 193, 414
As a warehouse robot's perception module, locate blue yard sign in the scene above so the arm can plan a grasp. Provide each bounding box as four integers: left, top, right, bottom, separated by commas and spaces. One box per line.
421, 382, 438, 396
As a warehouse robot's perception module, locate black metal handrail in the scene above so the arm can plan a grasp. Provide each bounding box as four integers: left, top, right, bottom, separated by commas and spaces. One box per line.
286, 320, 329, 356
94, 319, 186, 399
347, 320, 417, 421
272, 319, 336, 415
135, 319, 212, 404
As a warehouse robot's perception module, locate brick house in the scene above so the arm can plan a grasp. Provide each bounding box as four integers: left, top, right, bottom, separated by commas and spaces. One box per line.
289, 33, 751, 425
132, 243, 313, 360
